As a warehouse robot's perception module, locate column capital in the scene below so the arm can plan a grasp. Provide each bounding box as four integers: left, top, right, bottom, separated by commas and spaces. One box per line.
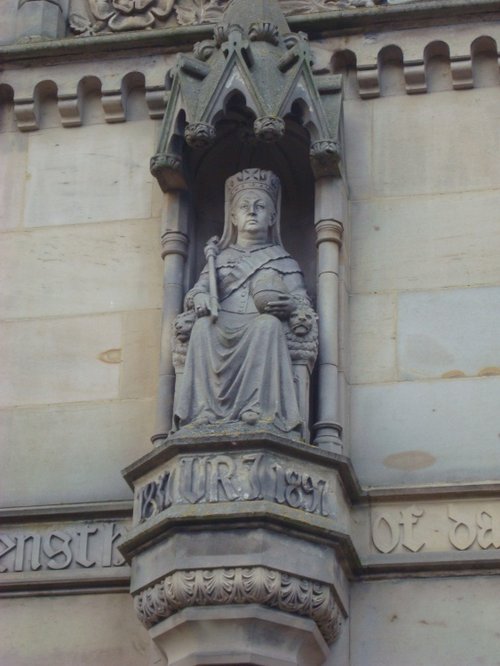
315, 219, 344, 247
160, 230, 189, 260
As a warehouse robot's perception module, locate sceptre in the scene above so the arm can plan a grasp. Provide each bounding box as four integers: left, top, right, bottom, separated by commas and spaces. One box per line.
204, 236, 219, 323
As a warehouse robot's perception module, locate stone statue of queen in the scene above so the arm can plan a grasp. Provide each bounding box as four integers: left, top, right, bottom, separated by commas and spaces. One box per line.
172, 169, 318, 437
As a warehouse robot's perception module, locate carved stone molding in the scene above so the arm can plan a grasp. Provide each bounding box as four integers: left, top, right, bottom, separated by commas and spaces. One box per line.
133, 566, 343, 644
253, 116, 286, 143
69, 0, 179, 35
310, 140, 341, 178
315, 218, 344, 247
184, 121, 216, 148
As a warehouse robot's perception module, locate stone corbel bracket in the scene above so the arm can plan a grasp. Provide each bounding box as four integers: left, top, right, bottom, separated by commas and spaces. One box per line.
0, 60, 171, 132
335, 31, 500, 99
119, 431, 354, 665
151, 0, 343, 192
134, 566, 343, 646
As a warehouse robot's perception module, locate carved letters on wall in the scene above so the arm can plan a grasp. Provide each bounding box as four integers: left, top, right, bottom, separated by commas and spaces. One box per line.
371, 503, 500, 555
0, 522, 127, 574
137, 453, 332, 523
68, 0, 401, 36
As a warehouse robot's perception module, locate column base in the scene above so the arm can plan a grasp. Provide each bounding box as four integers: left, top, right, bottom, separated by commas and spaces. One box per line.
313, 421, 343, 455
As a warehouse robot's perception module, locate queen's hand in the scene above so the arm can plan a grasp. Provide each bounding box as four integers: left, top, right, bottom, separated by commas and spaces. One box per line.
193, 292, 212, 317
264, 294, 295, 319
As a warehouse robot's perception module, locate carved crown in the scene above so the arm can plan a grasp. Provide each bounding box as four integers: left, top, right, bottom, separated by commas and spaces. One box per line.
226, 168, 280, 203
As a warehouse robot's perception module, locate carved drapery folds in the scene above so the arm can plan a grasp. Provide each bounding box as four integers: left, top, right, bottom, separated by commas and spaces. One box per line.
151, 0, 342, 191
134, 566, 343, 645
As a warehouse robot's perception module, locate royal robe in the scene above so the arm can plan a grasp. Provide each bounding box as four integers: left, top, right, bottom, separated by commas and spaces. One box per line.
173, 243, 309, 434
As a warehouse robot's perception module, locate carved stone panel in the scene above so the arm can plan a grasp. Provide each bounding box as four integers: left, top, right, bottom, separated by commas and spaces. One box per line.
351, 498, 500, 569
131, 447, 344, 527
68, 0, 415, 36
370, 501, 500, 555
0, 519, 129, 591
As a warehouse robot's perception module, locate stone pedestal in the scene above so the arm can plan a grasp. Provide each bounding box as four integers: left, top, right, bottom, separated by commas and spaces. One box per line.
120, 432, 353, 666
16, 0, 67, 41
150, 606, 329, 666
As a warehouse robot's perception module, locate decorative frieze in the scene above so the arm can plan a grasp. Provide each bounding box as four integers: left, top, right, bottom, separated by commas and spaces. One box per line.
133, 566, 343, 645
67, 0, 415, 37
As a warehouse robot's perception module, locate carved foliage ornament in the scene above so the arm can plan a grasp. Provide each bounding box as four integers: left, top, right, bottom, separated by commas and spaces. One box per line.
134, 566, 343, 644
69, 0, 225, 35
69, 0, 393, 35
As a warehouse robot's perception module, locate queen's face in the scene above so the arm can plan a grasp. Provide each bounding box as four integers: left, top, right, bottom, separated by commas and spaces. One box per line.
231, 190, 275, 242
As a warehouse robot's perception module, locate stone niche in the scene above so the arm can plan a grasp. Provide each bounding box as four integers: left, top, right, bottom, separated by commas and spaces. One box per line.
188, 109, 317, 302
120, 1, 350, 664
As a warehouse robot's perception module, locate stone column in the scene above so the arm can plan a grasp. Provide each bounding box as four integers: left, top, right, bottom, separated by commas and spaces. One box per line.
155, 192, 189, 437
16, 0, 68, 41
313, 176, 346, 454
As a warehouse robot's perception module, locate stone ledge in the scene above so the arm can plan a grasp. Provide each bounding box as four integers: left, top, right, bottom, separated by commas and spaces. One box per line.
123, 430, 362, 501
1, 1, 500, 64
119, 500, 359, 570
0, 500, 133, 523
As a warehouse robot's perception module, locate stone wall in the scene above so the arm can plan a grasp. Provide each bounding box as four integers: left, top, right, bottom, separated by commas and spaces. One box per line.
346, 84, 500, 488
1, 3, 500, 665
0, 108, 164, 507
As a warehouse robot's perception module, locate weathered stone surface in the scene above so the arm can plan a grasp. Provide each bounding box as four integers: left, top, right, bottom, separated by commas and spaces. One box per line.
0, 399, 154, 506
150, 605, 330, 666
120, 310, 161, 400
351, 189, 500, 294
0, 593, 149, 666
0, 314, 121, 407
398, 287, 500, 381
0, 222, 162, 319
0, 133, 28, 231
372, 89, 500, 198
349, 293, 397, 385
351, 376, 500, 486
24, 121, 156, 227
16, 0, 65, 42
350, 577, 500, 666
0, 0, 18, 46
343, 98, 373, 202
